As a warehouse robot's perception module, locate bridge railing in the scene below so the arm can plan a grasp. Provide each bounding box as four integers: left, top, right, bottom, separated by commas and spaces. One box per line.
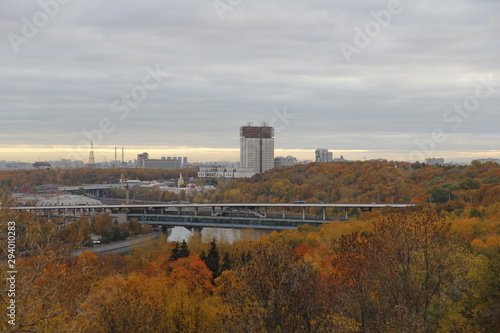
129, 213, 327, 230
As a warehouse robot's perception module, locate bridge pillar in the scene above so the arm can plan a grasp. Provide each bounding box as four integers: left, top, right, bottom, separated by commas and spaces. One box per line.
195, 207, 198, 216
323, 208, 326, 221
177, 207, 182, 215
264, 207, 267, 218
160, 226, 172, 237
302, 207, 306, 220
345, 208, 349, 220
211, 207, 216, 216
187, 226, 203, 234
282, 208, 286, 219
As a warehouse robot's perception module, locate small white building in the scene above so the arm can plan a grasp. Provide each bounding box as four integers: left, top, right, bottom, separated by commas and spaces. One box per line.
197, 166, 257, 179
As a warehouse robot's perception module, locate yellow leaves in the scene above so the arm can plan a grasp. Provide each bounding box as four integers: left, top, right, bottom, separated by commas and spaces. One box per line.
224, 188, 242, 203
312, 314, 361, 333
450, 213, 500, 247
74, 272, 219, 333
485, 234, 500, 247
215, 241, 335, 332
318, 219, 373, 251
473, 235, 500, 248
164, 281, 219, 333
78, 250, 98, 264
93, 213, 112, 236
0, 247, 101, 333
450, 217, 482, 242
471, 238, 486, 248
74, 273, 169, 333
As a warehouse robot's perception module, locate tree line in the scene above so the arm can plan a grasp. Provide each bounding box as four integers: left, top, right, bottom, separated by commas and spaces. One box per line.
1, 206, 499, 332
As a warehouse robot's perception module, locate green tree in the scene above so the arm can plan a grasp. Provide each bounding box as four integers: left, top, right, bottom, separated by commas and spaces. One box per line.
77, 187, 86, 195
178, 240, 190, 259
221, 251, 231, 273
204, 239, 220, 279
429, 186, 450, 204
112, 226, 123, 241
170, 242, 180, 261
459, 178, 482, 190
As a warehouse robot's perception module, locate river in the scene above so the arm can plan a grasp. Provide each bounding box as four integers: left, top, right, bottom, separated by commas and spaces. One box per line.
168, 227, 273, 243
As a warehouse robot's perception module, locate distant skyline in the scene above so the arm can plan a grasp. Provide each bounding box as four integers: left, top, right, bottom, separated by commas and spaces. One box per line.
1, 1, 499, 163
0, 145, 498, 164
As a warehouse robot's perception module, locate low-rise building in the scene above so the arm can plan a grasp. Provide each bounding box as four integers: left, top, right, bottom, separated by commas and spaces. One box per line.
426, 158, 445, 166
333, 155, 346, 163
197, 166, 257, 179
274, 156, 298, 167
473, 158, 500, 164
137, 152, 182, 169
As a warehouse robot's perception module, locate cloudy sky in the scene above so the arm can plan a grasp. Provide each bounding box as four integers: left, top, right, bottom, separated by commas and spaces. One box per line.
1, 0, 499, 163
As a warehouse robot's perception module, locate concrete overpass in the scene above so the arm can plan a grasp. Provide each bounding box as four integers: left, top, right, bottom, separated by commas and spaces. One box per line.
12, 202, 417, 230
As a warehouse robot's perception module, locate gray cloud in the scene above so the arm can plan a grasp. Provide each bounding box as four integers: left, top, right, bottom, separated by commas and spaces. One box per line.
1, 0, 499, 162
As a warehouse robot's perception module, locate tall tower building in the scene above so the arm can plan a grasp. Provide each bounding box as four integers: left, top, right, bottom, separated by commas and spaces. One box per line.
240, 122, 274, 173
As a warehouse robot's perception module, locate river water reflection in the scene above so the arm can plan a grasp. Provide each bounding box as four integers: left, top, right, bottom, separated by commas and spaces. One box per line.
168, 227, 273, 243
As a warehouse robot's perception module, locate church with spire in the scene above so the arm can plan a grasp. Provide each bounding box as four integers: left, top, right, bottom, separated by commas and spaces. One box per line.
178, 173, 184, 187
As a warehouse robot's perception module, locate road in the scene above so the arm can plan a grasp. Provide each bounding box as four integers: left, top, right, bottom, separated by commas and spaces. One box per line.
74, 232, 159, 256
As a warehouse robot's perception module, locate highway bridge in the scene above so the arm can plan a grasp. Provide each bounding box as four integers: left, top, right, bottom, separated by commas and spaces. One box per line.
12, 202, 417, 231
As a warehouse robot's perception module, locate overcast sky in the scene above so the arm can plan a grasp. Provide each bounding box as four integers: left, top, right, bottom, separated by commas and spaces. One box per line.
1, 0, 499, 163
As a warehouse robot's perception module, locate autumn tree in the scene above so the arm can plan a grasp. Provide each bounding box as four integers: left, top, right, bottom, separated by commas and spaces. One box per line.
328, 211, 460, 332
0, 250, 99, 333
93, 213, 112, 240
127, 217, 141, 235
215, 241, 340, 332
164, 254, 214, 294
73, 271, 218, 333
372, 211, 455, 331
73, 273, 172, 332
328, 232, 382, 331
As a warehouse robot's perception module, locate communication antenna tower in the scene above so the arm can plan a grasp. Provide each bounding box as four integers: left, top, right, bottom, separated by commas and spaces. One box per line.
89, 140, 95, 166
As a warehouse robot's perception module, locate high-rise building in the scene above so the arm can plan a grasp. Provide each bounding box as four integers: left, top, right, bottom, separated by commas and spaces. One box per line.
315, 149, 333, 163
240, 122, 274, 173
137, 152, 149, 168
